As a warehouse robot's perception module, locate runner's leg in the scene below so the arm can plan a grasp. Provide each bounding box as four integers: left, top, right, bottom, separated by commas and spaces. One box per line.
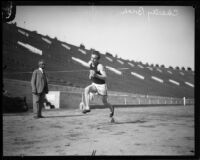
84, 84, 97, 110
102, 95, 114, 117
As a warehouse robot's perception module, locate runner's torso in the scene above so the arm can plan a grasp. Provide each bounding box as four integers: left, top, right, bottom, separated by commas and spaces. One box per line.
90, 63, 105, 84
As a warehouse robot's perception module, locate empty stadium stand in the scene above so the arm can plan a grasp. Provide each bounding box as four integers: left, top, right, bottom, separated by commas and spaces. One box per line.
3, 23, 194, 98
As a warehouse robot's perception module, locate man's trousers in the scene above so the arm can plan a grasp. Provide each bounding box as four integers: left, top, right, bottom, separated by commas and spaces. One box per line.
32, 93, 46, 117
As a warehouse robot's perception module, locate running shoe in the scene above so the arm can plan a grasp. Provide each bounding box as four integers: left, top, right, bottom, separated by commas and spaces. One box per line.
82, 109, 91, 114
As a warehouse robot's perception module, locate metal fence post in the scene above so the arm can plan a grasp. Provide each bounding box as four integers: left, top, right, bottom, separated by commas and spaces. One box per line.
183, 97, 186, 106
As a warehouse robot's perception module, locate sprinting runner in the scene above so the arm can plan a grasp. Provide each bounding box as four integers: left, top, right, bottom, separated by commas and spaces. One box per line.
82, 50, 114, 117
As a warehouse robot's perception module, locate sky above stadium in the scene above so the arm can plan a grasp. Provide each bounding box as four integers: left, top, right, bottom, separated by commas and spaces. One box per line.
13, 5, 194, 70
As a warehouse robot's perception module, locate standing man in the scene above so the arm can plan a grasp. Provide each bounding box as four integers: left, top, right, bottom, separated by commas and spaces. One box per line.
82, 51, 114, 117
31, 59, 48, 118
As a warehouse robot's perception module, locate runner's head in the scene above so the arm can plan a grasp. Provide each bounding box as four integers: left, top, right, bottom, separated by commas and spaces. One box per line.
91, 51, 100, 65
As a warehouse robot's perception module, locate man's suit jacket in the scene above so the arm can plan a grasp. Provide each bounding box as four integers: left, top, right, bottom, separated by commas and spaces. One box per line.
31, 69, 48, 94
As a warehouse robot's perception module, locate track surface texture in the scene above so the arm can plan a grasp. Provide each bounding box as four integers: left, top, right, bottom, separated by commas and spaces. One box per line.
3, 105, 194, 156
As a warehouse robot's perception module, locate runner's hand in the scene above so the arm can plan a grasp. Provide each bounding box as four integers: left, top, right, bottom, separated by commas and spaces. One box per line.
89, 70, 95, 79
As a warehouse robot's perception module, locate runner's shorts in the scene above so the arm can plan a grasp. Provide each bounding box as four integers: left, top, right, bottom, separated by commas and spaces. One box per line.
92, 83, 107, 96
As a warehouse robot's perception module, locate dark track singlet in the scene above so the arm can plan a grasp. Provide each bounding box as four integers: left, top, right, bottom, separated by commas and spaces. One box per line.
90, 63, 105, 84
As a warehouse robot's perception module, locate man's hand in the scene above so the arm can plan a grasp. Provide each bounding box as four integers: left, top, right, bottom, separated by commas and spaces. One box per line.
88, 60, 92, 68
89, 70, 96, 79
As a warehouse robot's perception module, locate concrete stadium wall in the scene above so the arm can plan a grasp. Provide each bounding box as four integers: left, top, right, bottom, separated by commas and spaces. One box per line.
3, 79, 194, 110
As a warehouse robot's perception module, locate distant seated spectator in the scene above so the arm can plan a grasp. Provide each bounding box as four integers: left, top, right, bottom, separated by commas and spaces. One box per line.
3, 95, 28, 113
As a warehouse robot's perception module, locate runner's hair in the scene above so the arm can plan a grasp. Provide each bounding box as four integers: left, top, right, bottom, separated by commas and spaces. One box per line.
92, 51, 101, 60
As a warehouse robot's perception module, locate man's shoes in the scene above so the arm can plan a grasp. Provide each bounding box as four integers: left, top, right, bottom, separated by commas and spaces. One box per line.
34, 115, 44, 119
82, 109, 91, 114
109, 112, 114, 117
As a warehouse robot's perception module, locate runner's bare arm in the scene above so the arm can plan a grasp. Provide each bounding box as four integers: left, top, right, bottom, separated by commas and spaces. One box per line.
94, 64, 107, 80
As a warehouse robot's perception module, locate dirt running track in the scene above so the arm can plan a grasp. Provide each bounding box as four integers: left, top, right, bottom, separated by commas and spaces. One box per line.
3, 105, 194, 156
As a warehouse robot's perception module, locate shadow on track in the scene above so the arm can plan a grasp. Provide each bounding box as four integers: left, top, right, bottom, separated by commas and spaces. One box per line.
110, 119, 147, 125
44, 114, 91, 118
